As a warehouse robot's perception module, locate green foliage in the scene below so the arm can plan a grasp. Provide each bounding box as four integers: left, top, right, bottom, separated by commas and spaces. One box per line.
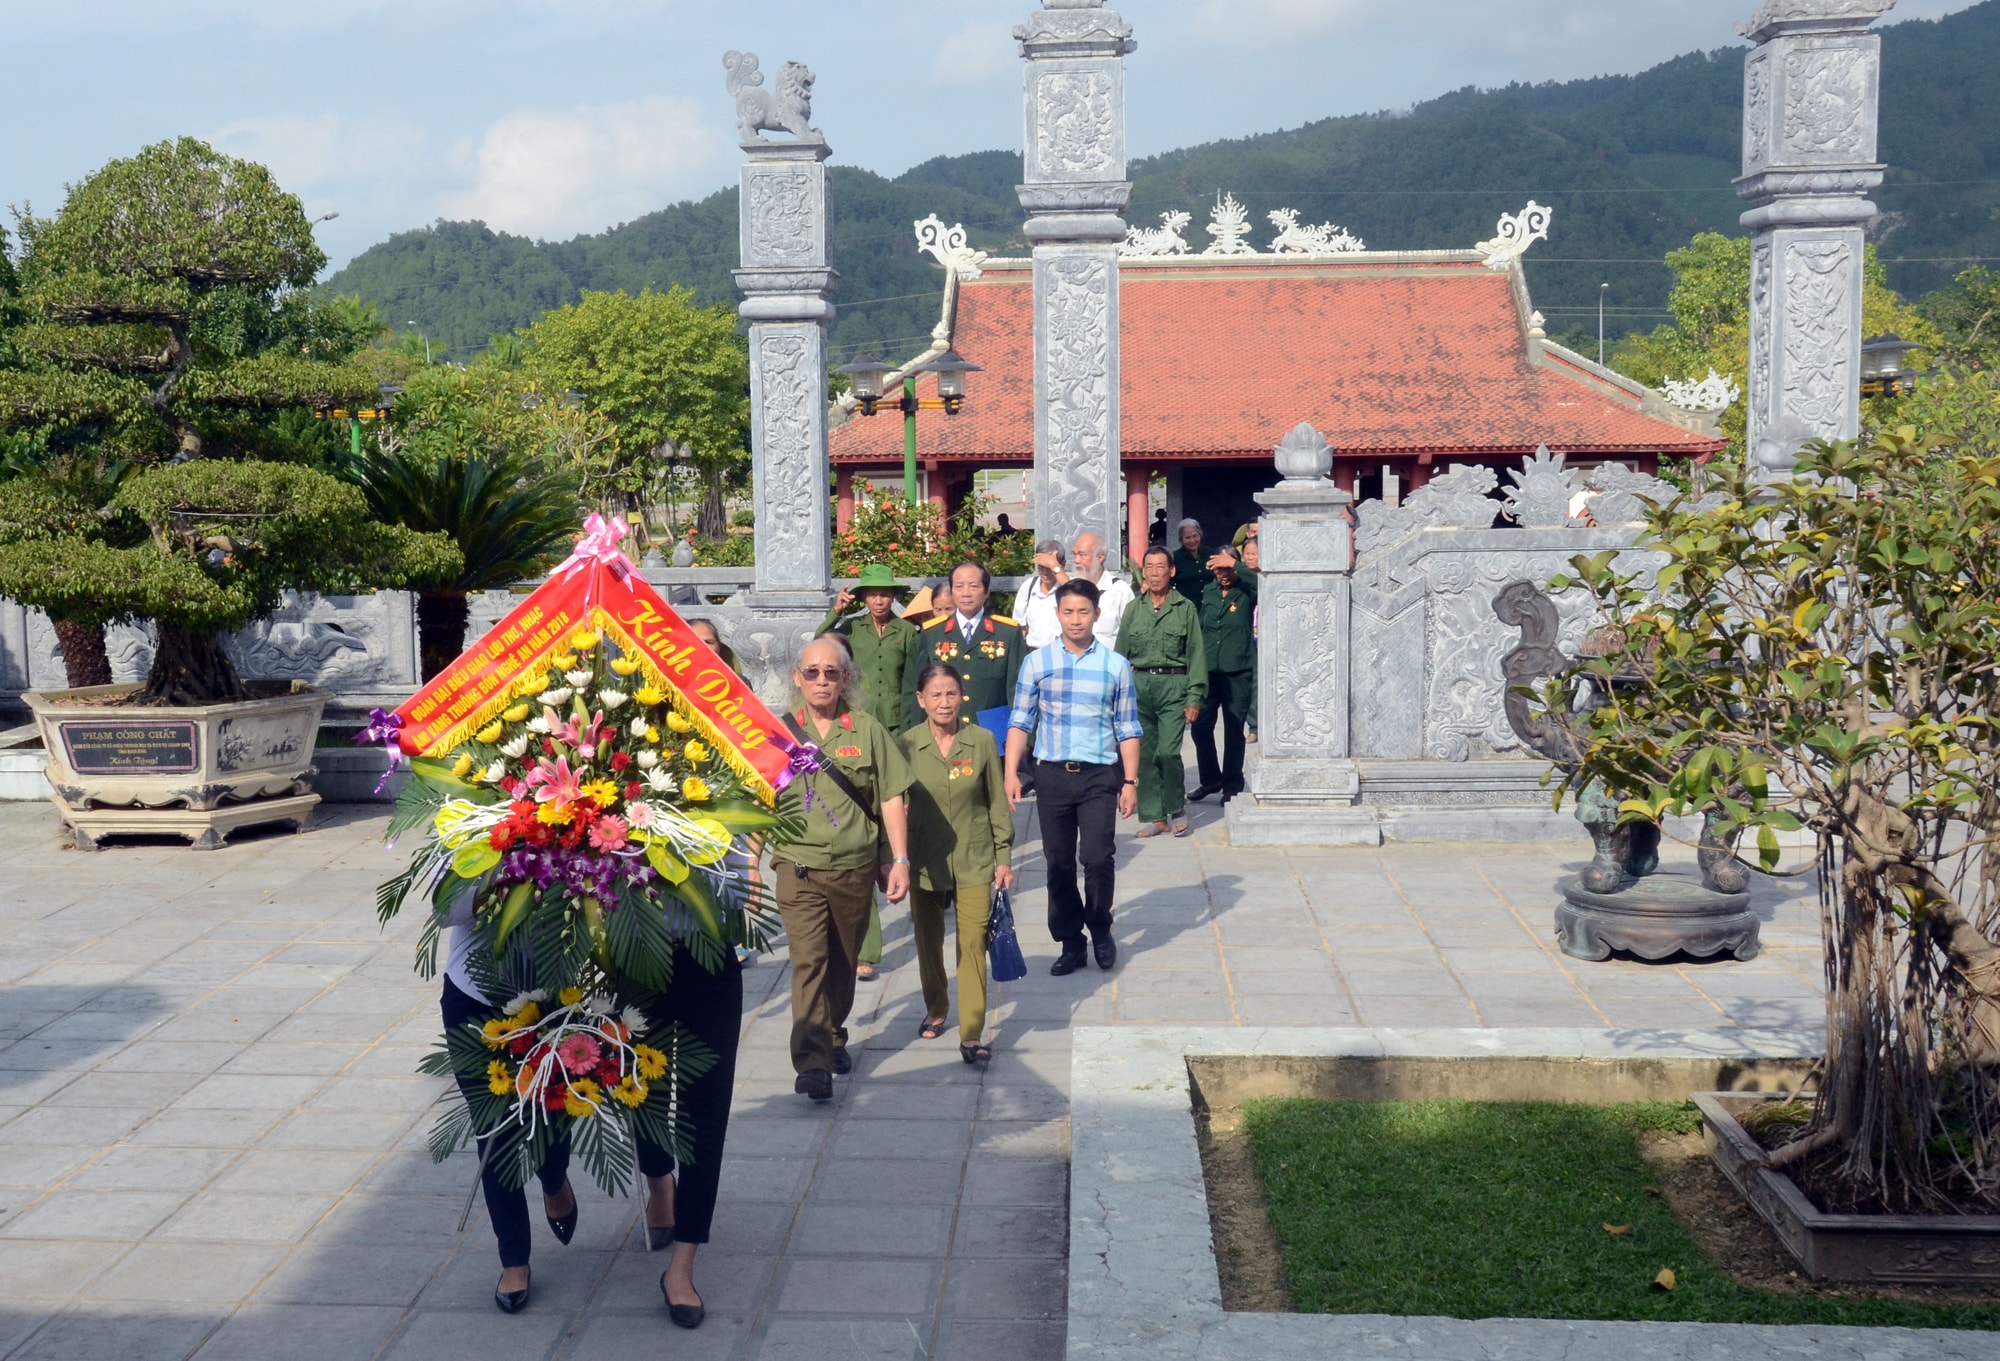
1550, 433, 2000, 1211
348, 439, 580, 591
832, 480, 1033, 577
1902, 368, 2000, 450
1920, 265, 2000, 372
1244, 1096, 1999, 1327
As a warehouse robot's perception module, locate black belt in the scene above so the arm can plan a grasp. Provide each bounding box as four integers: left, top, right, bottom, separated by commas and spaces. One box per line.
1137, 666, 1186, 675
1049, 759, 1118, 773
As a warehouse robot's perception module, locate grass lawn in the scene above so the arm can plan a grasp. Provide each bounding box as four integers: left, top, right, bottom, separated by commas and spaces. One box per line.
1242, 1097, 2000, 1328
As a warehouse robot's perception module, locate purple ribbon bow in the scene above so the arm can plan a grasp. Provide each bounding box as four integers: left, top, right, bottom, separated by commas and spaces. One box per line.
353, 707, 407, 795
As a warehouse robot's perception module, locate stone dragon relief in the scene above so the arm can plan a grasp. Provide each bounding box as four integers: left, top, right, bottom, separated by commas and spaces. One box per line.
754, 331, 823, 587
1040, 254, 1114, 535
745, 170, 817, 264
1035, 70, 1116, 179
1783, 47, 1870, 157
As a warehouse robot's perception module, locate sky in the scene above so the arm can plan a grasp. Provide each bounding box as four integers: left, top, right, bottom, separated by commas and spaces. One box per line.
1, 0, 1980, 272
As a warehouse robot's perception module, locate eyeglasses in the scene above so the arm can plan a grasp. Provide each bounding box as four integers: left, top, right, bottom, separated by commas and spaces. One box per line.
798, 666, 845, 681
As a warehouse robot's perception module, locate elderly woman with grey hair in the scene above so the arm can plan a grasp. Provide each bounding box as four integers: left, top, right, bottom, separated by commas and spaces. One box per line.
1171, 518, 1211, 605
765, 636, 913, 1101
1012, 539, 1067, 650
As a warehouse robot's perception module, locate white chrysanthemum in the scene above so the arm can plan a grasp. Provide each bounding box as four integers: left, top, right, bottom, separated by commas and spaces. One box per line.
598, 689, 629, 711
630, 716, 650, 737
565, 669, 593, 687
500, 734, 531, 758
642, 767, 676, 793
619, 1004, 647, 1033
480, 759, 507, 783
540, 687, 574, 706
526, 713, 554, 734
635, 748, 660, 768
505, 989, 548, 1012
586, 993, 615, 1015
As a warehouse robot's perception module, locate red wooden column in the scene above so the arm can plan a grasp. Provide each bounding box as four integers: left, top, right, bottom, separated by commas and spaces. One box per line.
835, 467, 855, 534
926, 460, 948, 517
1125, 465, 1149, 570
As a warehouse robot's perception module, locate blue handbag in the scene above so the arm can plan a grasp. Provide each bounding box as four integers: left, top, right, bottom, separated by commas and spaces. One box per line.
986, 886, 1028, 983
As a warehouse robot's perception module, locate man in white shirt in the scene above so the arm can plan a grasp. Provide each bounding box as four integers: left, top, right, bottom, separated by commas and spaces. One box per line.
1071, 531, 1134, 651
1012, 540, 1066, 650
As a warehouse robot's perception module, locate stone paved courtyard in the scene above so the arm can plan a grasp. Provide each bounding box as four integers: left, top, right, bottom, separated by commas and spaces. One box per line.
0, 794, 1824, 1361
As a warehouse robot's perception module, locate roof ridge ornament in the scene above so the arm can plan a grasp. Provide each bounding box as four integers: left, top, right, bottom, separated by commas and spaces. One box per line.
1662, 369, 1742, 413
914, 215, 987, 280
1202, 191, 1257, 256
1122, 210, 1192, 256
1267, 208, 1365, 255
1476, 201, 1552, 271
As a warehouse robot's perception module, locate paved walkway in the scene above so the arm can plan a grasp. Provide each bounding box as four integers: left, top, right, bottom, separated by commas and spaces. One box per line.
0, 793, 1823, 1361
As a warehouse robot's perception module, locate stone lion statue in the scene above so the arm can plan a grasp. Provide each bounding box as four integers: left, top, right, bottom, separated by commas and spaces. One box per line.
723, 51, 823, 145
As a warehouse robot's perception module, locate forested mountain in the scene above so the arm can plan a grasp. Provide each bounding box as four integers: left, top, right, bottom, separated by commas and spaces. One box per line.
328, 1, 2000, 359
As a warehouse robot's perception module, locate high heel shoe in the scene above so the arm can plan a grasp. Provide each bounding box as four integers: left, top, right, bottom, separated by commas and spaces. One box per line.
493, 1267, 531, 1313
545, 1181, 578, 1246
660, 1270, 705, 1329
646, 1174, 676, 1252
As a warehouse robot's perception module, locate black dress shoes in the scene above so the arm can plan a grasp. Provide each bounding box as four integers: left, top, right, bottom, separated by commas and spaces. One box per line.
494, 1268, 531, 1313
1050, 946, 1089, 976
545, 1181, 578, 1245
795, 1069, 833, 1101
1093, 936, 1117, 970
661, 1272, 705, 1329
830, 1044, 853, 1075
1189, 782, 1222, 802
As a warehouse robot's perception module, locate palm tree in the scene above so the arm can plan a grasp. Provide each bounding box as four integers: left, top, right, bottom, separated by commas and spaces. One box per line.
349, 439, 581, 679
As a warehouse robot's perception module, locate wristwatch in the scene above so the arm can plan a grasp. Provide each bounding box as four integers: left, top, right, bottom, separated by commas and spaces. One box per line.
1122, 779, 1137, 787
892, 856, 911, 866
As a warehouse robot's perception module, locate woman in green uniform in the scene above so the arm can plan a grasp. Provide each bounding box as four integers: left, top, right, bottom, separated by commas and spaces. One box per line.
900, 662, 1015, 1065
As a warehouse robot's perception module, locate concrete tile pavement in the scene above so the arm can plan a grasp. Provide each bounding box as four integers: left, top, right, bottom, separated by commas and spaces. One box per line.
0, 786, 1824, 1360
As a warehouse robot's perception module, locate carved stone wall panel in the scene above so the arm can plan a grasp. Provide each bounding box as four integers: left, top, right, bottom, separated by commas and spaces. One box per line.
1265, 586, 1347, 757
1026, 62, 1123, 183
1350, 592, 1425, 760
1033, 247, 1122, 556
1779, 231, 1861, 440
467, 591, 518, 644
0, 602, 28, 693
1744, 48, 1775, 174
226, 592, 419, 690
740, 164, 826, 268
750, 324, 832, 596
1261, 517, 1351, 574
1780, 38, 1877, 163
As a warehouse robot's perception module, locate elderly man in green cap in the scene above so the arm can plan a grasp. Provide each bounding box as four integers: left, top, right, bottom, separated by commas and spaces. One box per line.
818, 564, 921, 980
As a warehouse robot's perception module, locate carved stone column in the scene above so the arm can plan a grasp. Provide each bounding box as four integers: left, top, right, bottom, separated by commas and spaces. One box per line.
730, 53, 836, 610
1015, 1, 1134, 556
1736, 0, 1893, 475
1225, 425, 1378, 848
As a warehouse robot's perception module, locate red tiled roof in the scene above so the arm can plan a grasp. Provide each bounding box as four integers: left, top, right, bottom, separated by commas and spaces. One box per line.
830, 256, 1723, 466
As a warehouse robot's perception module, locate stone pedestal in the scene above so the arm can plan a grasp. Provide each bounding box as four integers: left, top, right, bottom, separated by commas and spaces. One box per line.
1016, 1, 1135, 555
1226, 425, 1378, 846
731, 56, 837, 614
1737, 0, 1892, 475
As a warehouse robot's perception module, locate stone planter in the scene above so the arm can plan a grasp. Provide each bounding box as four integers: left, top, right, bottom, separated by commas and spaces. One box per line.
23, 683, 324, 850
1694, 1091, 2000, 1285
1556, 870, 1761, 962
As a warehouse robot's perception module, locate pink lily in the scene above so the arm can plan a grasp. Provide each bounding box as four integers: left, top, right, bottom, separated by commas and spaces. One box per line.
525, 755, 586, 806
552, 709, 607, 760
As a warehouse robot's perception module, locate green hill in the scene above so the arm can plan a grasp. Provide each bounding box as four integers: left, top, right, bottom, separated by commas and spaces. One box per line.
328, 1, 2000, 358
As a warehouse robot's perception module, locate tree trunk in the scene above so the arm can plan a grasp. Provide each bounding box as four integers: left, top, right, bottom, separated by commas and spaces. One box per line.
51, 618, 112, 690
698, 466, 728, 540
418, 590, 471, 682
141, 624, 248, 707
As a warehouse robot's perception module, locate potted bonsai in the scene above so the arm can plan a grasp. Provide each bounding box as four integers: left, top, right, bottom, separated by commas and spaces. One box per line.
0, 138, 458, 847
1550, 432, 2000, 1283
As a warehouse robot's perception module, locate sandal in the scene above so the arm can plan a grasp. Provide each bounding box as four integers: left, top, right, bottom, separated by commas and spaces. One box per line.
1134, 820, 1169, 839
959, 1042, 992, 1065
1171, 814, 1190, 837
855, 963, 877, 981
918, 1016, 948, 1040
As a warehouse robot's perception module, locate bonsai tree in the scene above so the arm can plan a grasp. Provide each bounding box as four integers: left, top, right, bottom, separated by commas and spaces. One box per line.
1552, 433, 2000, 1214
0, 138, 458, 705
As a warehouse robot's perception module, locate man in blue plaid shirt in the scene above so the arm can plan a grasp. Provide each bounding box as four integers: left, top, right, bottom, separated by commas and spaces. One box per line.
1004, 579, 1143, 975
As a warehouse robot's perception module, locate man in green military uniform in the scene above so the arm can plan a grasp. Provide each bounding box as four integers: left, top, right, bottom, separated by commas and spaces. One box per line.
907, 561, 1024, 719
819, 564, 921, 731
1190, 545, 1257, 802
1116, 545, 1207, 838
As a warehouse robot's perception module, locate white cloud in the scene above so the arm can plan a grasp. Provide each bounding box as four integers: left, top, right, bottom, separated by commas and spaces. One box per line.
211, 112, 427, 193
1193, 0, 1370, 41
440, 95, 728, 240
928, 21, 1016, 87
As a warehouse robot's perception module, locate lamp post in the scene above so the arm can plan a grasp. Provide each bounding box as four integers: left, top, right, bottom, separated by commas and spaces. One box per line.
1860, 334, 1920, 398
837, 348, 981, 507
316, 381, 401, 461
1598, 282, 1609, 368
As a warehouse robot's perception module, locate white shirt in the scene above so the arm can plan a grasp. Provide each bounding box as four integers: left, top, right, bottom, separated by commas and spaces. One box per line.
954, 610, 985, 641
1087, 572, 1134, 651
1011, 576, 1063, 649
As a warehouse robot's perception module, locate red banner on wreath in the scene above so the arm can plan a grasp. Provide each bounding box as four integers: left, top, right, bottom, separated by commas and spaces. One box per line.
393, 518, 797, 800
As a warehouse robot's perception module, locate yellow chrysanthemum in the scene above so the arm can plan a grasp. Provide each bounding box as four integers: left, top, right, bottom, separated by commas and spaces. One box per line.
486, 1059, 512, 1096
610, 656, 642, 676
563, 1078, 602, 1118
506, 1000, 541, 1027
612, 1076, 649, 1108
681, 776, 712, 803
548, 653, 576, 673
665, 712, 695, 734
683, 740, 709, 766
521, 673, 549, 695
581, 779, 620, 808
635, 685, 666, 707
538, 802, 575, 826
503, 703, 532, 723
570, 630, 601, 652
476, 721, 503, 744
481, 1018, 510, 1049
451, 752, 474, 778
634, 1044, 668, 1080
558, 986, 584, 1006
645, 726, 660, 744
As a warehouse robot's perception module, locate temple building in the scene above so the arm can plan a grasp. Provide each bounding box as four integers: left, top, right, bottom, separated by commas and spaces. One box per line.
828, 202, 1725, 552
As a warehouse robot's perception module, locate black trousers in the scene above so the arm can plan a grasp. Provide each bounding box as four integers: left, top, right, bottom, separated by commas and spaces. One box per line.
1193, 667, 1253, 795
1035, 759, 1120, 949
441, 943, 743, 1264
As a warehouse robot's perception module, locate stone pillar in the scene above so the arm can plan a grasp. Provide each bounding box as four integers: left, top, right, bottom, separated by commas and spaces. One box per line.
730, 53, 836, 610
1015, 1, 1135, 558
1225, 424, 1377, 847
1736, 0, 1892, 476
